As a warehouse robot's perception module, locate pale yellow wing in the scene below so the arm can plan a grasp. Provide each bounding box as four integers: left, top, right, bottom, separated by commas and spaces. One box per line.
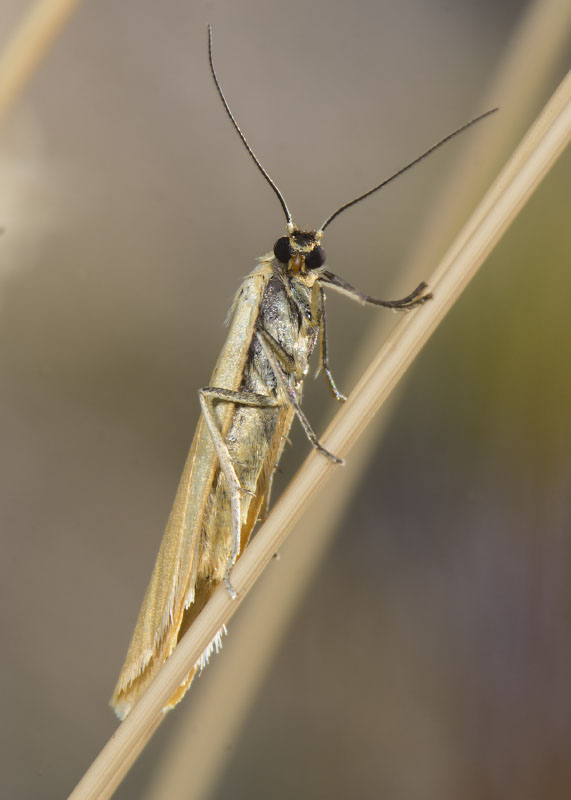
111, 261, 274, 718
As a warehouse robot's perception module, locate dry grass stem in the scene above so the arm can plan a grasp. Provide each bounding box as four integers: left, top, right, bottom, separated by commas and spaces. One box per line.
68, 70, 571, 800
0, 0, 82, 125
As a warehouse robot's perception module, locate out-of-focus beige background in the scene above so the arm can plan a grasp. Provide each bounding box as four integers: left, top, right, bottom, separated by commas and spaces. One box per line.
1, 1, 570, 798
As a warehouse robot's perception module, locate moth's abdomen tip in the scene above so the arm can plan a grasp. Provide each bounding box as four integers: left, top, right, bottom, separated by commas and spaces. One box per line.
110, 695, 132, 721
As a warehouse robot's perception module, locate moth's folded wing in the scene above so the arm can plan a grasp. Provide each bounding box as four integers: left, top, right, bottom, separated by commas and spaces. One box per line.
110, 419, 216, 719
110, 264, 274, 718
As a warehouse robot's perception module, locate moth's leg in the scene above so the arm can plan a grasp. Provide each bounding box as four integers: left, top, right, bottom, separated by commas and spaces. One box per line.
314, 285, 346, 402
275, 265, 317, 328
199, 386, 281, 598
272, 265, 298, 309
201, 386, 280, 410
258, 470, 275, 525
256, 330, 344, 465
319, 270, 432, 310
258, 329, 298, 376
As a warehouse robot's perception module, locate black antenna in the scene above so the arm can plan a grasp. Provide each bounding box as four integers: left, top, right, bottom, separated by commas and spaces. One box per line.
208, 25, 293, 227
318, 107, 499, 232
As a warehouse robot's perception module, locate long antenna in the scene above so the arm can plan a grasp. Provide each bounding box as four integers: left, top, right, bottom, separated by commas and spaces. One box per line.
318, 107, 499, 232
208, 25, 293, 227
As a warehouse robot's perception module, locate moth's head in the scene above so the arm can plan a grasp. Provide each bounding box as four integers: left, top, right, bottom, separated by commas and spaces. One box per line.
273, 225, 326, 274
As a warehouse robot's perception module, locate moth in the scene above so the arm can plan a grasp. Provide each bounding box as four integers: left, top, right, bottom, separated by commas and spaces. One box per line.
111, 25, 496, 719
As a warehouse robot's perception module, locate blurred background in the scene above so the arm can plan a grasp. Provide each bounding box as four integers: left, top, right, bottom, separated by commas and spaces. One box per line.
0, 0, 570, 798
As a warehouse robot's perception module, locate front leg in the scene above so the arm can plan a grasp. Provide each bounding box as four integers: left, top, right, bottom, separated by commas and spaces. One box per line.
320, 270, 432, 310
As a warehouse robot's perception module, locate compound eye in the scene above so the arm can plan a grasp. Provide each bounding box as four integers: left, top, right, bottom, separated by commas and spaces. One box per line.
273, 236, 293, 264
305, 245, 326, 270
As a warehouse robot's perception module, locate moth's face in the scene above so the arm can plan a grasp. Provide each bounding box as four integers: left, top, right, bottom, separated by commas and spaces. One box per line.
273, 228, 326, 274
